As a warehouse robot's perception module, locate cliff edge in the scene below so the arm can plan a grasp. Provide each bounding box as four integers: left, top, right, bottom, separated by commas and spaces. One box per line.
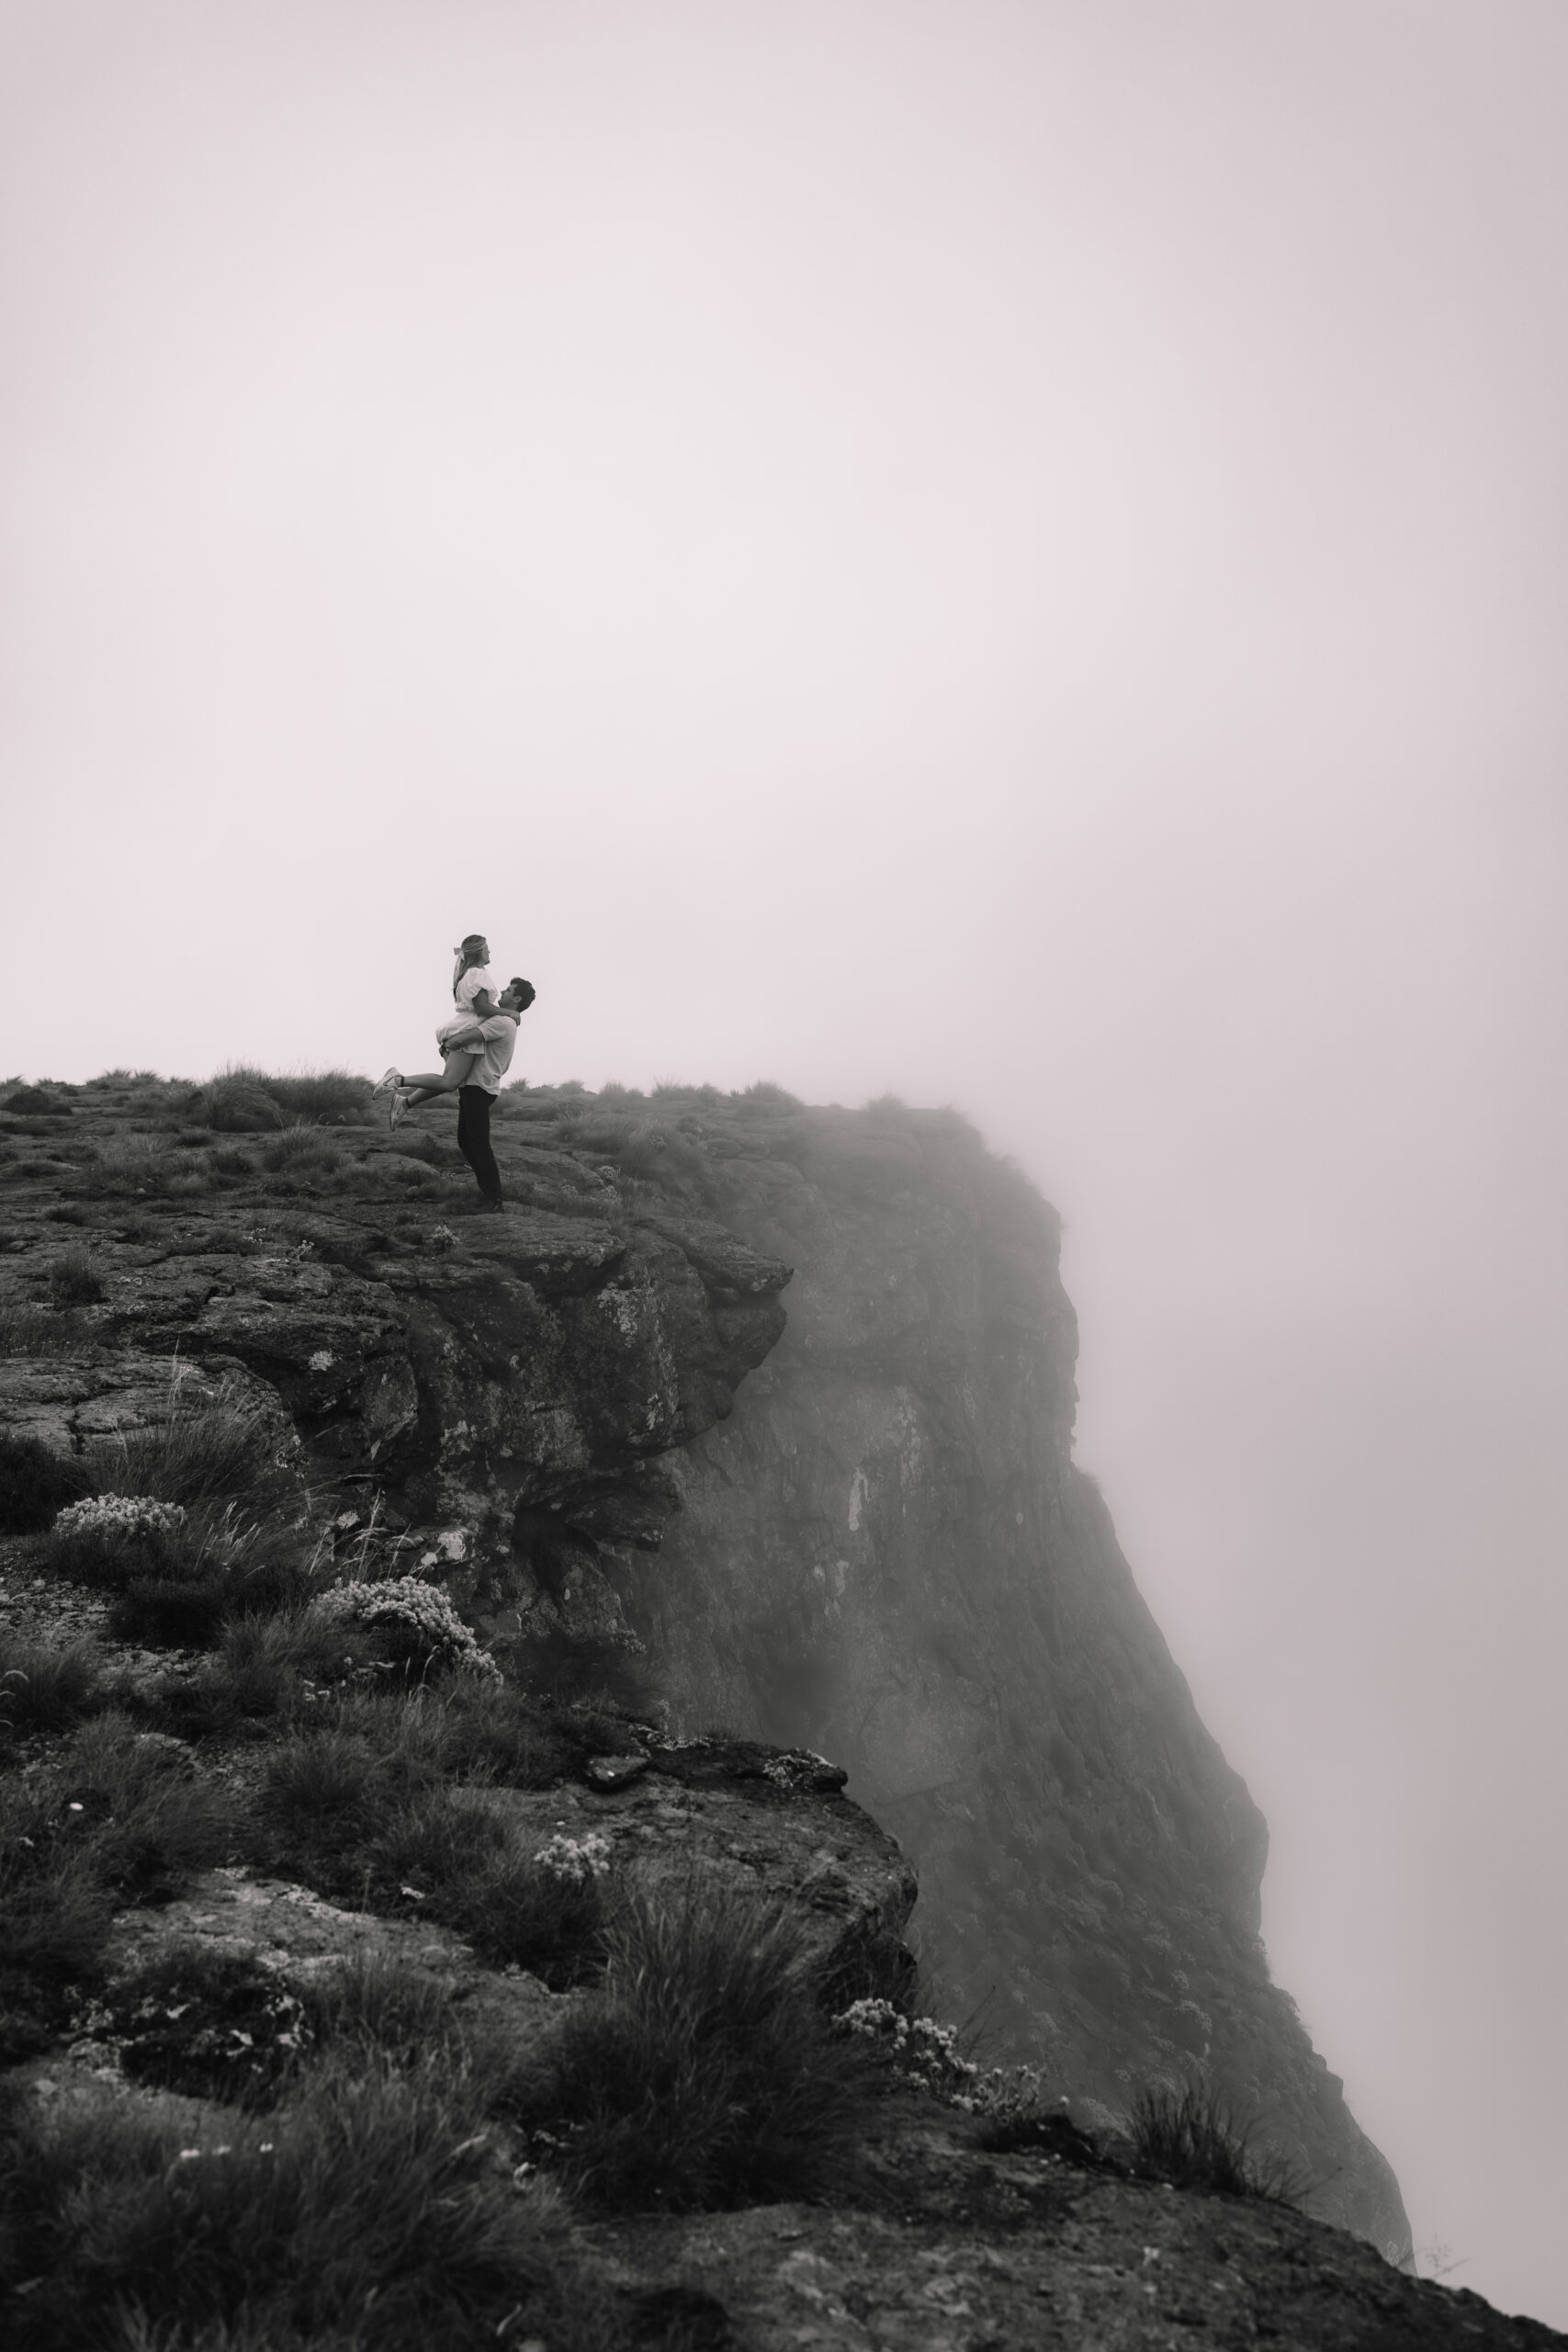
1, 1073, 1404, 2267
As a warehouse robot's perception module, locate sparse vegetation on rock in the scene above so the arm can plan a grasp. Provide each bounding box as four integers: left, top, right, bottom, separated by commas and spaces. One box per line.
0, 1069, 1552, 2348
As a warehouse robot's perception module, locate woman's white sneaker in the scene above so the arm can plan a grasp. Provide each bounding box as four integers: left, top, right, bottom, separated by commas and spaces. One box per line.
389, 1091, 410, 1130
371, 1067, 401, 1100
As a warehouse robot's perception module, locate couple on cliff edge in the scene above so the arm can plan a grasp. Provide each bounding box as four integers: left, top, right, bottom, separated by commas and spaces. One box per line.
370, 933, 535, 1215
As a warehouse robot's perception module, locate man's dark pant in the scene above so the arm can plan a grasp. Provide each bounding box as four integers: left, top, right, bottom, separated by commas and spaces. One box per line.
457, 1086, 502, 1205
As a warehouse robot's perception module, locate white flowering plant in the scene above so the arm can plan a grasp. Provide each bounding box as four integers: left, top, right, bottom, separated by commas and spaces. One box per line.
535, 1832, 612, 1885
316, 1574, 500, 1679
52, 1494, 187, 1544
833, 1997, 978, 2099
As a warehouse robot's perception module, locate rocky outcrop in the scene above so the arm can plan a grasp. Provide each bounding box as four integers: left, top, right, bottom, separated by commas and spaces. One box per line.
0, 1079, 1405, 2263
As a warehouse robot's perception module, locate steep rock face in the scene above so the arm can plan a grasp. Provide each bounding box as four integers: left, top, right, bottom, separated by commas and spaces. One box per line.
0, 1188, 788, 1587
0, 1082, 1405, 2260
615, 1108, 1410, 2260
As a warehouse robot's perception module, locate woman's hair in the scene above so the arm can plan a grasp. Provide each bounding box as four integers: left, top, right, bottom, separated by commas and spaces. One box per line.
453, 933, 489, 996
506, 977, 536, 1010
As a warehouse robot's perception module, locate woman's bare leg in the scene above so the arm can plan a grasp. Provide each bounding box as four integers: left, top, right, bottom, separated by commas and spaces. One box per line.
396, 1048, 480, 1115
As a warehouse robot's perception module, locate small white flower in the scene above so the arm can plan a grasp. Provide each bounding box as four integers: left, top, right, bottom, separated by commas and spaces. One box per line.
308, 1351, 334, 1373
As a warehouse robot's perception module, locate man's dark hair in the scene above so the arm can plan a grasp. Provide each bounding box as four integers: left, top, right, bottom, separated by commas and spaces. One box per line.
507, 977, 536, 1011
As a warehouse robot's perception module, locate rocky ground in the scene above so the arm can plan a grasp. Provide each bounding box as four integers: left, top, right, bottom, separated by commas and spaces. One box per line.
0, 1071, 1557, 2347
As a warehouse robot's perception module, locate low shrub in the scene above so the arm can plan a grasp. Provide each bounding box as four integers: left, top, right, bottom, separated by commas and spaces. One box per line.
732, 1080, 802, 1115
258, 1125, 344, 1176
60, 1713, 236, 1901
0, 1637, 102, 1735
171, 1606, 354, 1731
4, 1085, 67, 1115
317, 1575, 499, 1681
0, 1772, 114, 1996
370, 1790, 607, 1984
517, 1877, 879, 2211
428, 1674, 568, 1788
209, 1141, 259, 1177
831, 1997, 972, 2096
41, 1497, 232, 1647
263, 1069, 372, 1125
0, 1719, 233, 2052
202, 1070, 288, 1132
48, 1242, 107, 1306
201, 1067, 371, 1132
0, 1433, 93, 1531
556, 1111, 715, 1199
0, 2053, 618, 2352
261, 1727, 389, 1857
85, 1940, 310, 2105
1128, 2080, 1300, 2201
261, 1728, 603, 1985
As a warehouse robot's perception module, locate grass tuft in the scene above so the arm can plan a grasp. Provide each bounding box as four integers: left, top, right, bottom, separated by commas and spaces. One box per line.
0, 1717, 234, 2055
87, 1381, 287, 1510
517, 1876, 879, 2211
0, 1637, 103, 1735
0, 2054, 621, 2352
0, 1297, 91, 1355
50, 1242, 107, 1305
257, 1125, 344, 1176
0, 1433, 94, 1532
1128, 2080, 1301, 2202
202, 1067, 371, 1132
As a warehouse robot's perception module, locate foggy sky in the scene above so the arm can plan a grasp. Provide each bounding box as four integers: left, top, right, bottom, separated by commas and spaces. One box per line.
3, 1, 1566, 2321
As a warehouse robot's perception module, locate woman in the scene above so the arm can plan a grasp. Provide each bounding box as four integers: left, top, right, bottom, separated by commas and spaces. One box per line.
372, 933, 504, 1128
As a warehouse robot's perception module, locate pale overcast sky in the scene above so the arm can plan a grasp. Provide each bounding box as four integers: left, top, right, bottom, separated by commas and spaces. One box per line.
3, 1, 1566, 2322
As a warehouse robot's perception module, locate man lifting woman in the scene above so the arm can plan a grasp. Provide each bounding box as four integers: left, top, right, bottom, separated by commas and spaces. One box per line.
372, 934, 535, 1213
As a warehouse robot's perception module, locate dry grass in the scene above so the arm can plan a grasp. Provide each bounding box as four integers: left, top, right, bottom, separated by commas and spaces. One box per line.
86, 1380, 287, 1511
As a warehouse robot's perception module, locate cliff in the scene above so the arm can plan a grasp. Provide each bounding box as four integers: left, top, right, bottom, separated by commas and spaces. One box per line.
0, 1073, 1404, 2265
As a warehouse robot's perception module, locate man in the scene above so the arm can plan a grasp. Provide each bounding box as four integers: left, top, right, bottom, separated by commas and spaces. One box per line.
456, 976, 534, 1212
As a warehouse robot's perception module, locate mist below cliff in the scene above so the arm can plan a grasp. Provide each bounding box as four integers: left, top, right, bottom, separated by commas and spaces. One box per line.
606, 1102, 1411, 2260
